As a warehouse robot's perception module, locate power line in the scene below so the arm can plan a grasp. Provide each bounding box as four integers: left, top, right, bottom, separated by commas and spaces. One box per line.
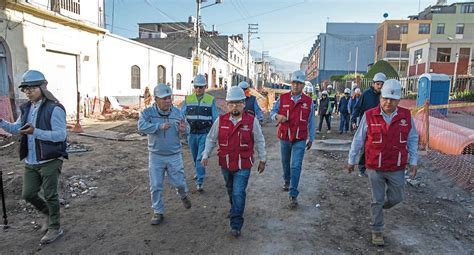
217, 1, 305, 26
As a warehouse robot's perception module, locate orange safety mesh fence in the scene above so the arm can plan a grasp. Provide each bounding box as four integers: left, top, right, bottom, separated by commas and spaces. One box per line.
408, 99, 474, 192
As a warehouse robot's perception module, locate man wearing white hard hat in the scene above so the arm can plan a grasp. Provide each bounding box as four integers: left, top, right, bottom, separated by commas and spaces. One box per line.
201, 86, 266, 238
0, 70, 67, 244
351, 72, 387, 177
348, 88, 362, 132
181, 74, 218, 192
238, 81, 264, 122
138, 83, 192, 226
338, 88, 351, 134
270, 70, 315, 209
317, 90, 332, 133
347, 79, 418, 246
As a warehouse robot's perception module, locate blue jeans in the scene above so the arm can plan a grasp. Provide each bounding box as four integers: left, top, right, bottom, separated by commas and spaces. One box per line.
221, 168, 251, 231
339, 112, 349, 132
188, 133, 207, 185
280, 140, 306, 198
148, 152, 188, 214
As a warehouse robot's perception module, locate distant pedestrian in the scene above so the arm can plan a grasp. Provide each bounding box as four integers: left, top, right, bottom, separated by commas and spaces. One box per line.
138, 83, 192, 225
0, 70, 67, 244
338, 88, 351, 134
270, 70, 315, 209
238, 81, 264, 123
350, 72, 386, 177
181, 74, 218, 192
317, 90, 331, 133
348, 88, 361, 132
347, 79, 418, 246
201, 86, 266, 238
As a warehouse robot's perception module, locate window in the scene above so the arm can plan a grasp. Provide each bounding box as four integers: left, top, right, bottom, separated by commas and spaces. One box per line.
436, 23, 445, 34
456, 23, 464, 35
386, 43, 406, 51
461, 4, 474, 13
400, 24, 408, 34
51, 0, 81, 14
131, 65, 140, 89
414, 49, 423, 63
158, 65, 166, 84
176, 73, 182, 90
418, 24, 430, 34
459, 48, 471, 60
436, 48, 451, 62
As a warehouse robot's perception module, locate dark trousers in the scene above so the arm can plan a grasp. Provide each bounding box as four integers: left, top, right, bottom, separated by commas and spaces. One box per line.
358, 150, 366, 174
318, 114, 331, 131
339, 113, 350, 132
22, 159, 62, 229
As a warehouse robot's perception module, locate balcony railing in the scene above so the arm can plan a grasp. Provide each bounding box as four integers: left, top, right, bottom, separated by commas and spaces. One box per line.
385, 51, 409, 59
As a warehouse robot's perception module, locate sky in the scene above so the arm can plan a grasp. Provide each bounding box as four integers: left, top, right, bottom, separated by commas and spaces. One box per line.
104, 0, 467, 63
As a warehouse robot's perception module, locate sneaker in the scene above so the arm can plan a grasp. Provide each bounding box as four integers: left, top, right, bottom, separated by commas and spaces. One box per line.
181, 196, 192, 209
358, 172, 368, 178
193, 175, 197, 180
339, 131, 343, 134
316, 130, 321, 134
327, 130, 331, 134
150, 213, 164, 225
40, 228, 64, 244
282, 182, 290, 192
289, 196, 298, 209
196, 184, 204, 192
371, 232, 384, 246
231, 229, 241, 237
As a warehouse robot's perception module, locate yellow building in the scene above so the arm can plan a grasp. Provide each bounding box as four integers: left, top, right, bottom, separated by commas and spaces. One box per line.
375, 20, 432, 77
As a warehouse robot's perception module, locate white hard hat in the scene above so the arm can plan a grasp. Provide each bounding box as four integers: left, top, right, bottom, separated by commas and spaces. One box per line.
226, 86, 246, 101
315, 85, 320, 90
193, 74, 207, 86
306, 86, 314, 93
154, 83, 172, 98
327, 85, 333, 89
354, 88, 361, 94
381, 79, 401, 100
238, 81, 250, 89
19, 70, 46, 88
373, 72, 387, 82
322, 90, 328, 95
291, 70, 306, 84
344, 88, 351, 94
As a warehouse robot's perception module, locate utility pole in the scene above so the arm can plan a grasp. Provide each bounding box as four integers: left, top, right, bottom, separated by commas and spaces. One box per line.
247, 23, 258, 83
194, 0, 202, 76
354, 46, 358, 77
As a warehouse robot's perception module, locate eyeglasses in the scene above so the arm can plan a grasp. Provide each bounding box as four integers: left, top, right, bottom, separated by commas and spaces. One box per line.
20, 87, 39, 93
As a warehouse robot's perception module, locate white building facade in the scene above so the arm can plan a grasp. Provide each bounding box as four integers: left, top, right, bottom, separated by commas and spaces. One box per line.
0, 0, 193, 120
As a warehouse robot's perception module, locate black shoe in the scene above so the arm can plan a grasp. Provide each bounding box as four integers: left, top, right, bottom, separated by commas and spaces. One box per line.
282, 182, 290, 192
150, 213, 164, 225
231, 229, 241, 237
289, 196, 298, 209
182, 196, 192, 209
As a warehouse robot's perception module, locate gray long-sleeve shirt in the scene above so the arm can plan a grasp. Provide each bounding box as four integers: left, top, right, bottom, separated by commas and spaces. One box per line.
201, 115, 266, 162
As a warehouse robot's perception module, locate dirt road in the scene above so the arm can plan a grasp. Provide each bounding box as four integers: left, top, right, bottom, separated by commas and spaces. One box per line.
0, 119, 473, 254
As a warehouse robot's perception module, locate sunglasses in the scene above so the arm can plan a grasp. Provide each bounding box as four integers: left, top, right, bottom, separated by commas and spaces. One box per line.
194, 86, 205, 89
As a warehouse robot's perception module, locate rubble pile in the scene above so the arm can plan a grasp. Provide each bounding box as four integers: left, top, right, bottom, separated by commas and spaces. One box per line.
64, 175, 98, 199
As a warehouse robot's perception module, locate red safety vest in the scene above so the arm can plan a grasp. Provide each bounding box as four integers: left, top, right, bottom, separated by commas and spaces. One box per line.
365, 106, 412, 171
277, 92, 312, 142
217, 112, 255, 171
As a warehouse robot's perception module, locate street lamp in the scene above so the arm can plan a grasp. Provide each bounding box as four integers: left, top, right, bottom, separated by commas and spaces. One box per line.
195, 0, 223, 75
396, 24, 404, 77
447, 36, 459, 92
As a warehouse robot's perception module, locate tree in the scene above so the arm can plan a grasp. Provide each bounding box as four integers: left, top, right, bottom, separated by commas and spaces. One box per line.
366, 60, 399, 79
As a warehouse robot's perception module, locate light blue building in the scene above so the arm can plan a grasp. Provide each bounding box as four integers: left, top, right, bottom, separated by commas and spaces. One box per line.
307, 23, 378, 85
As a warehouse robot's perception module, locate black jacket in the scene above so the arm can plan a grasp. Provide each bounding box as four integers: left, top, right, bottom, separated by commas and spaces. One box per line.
350, 86, 380, 124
